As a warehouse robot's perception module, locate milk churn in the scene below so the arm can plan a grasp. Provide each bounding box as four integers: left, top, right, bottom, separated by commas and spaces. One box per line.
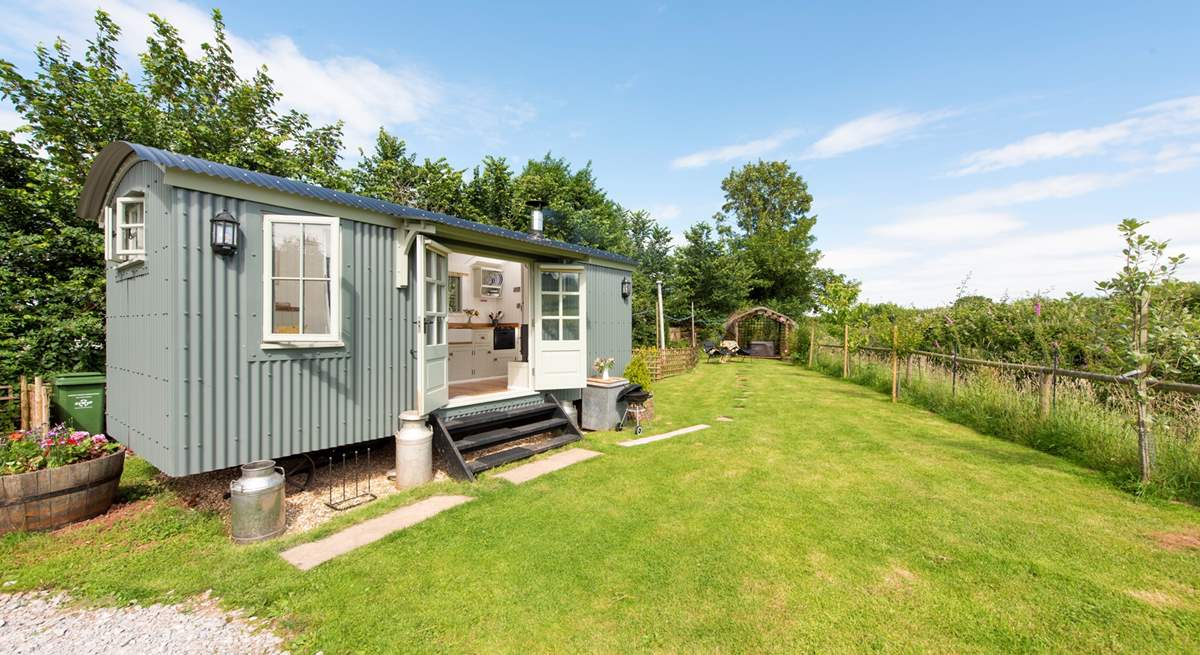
229, 460, 286, 544
558, 398, 579, 426
395, 411, 433, 488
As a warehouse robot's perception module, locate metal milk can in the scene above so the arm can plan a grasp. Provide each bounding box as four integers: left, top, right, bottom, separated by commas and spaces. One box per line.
395, 411, 433, 489
229, 460, 286, 544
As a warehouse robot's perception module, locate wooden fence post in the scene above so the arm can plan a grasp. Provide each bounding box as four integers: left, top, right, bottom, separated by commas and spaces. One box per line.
891, 324, 899, 403
1039, 371, 1053, 419
19, 375, 29, 431
842, 323, 850, 378
808, 323, 816, 367
951, 346, 959, 399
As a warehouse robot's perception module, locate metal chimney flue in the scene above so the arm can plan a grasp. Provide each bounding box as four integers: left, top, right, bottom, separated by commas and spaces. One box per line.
526, 199, 547, 238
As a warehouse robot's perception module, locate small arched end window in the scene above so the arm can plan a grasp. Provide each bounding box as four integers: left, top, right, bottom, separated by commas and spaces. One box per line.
105, 191, 146, 262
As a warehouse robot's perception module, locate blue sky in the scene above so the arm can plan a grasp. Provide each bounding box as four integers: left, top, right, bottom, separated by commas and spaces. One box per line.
2, 1, 1198, 305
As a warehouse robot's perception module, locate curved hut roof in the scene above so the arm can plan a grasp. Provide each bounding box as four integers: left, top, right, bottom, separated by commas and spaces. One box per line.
722, 306, 797, 332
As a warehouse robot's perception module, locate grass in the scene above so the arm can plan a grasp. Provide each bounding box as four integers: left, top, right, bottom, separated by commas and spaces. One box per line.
807, 348, 1200, 504
3, 360, 1200, 653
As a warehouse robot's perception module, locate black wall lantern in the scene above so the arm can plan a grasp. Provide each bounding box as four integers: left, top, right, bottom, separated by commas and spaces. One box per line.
210, 210, 239, 256
620, 277, 632, 299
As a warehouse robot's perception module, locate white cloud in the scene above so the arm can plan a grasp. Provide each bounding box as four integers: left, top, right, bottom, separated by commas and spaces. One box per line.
868, 213, 1023, 243
670, 129, 800, 169
650, 203, 681, 221
855, 213, 1200, 306
926, 171, 1140, 215
953, 95, 1200, 175
821, 246, 915, 272
801, 109, 951, 160
0, 0, 527, 154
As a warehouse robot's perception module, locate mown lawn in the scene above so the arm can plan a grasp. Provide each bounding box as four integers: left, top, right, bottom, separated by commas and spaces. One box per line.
3, 360, 1200, 653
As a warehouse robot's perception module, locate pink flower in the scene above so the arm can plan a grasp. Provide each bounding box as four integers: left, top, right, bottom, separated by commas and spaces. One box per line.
1034, 301, 1042, 317
92, 434, 108, 444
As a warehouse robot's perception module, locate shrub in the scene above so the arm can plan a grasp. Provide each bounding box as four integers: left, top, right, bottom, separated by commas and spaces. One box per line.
623, 354, 653, 392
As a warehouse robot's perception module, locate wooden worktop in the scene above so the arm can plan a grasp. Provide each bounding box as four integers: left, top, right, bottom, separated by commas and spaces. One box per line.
448, 322, 520, 330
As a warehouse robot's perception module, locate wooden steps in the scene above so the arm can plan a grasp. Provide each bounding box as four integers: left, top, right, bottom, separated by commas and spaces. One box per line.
467, 433, 580, 474
430, 397, 582, 482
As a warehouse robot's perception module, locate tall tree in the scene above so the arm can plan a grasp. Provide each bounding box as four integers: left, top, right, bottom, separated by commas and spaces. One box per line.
464, 155, 518, 228
627, 209, 674, 345
513, 154, 631, 254
717, 160, 820, 315
351, 128, 420, 205
669, 219, 751, 340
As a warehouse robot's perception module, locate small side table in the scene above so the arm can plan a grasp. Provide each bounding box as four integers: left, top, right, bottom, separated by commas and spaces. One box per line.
582, 376, 627, 431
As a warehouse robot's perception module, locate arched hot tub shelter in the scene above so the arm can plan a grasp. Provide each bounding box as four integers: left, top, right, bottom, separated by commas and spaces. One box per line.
723, 306, 797, 358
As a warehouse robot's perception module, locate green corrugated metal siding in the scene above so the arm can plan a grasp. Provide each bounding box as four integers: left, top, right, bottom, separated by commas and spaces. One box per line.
167, 189, 416, 475
585, 263, 633, 375
105, 161, 174, 468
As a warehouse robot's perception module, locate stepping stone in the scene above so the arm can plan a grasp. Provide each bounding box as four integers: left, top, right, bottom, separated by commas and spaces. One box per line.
716, 416, 734, 422
618, 424, 710, 447
280, 495, 474, 570
495, 448, 602, 485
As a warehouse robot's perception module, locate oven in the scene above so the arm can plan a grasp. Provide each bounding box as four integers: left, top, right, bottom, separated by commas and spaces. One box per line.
493, 326, 516, 351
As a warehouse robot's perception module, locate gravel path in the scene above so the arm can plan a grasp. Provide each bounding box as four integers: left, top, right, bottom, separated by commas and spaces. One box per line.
0, 591, 287, 655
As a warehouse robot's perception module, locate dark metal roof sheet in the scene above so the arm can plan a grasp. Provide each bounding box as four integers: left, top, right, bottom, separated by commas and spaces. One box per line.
78, 141, 636, 266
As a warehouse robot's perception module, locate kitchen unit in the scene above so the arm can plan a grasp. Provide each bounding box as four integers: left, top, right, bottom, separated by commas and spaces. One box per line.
448, 327, 521, 382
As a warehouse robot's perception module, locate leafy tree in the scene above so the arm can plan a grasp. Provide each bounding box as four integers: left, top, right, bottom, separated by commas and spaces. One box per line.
0, 132, 104, 387
1096, 219, 1194, 482
513, 154, 631, 254
818, 273, 863, 377
717, 160, 820, 315
0, 9, 350, 386
464, 155, 518, 228
669, 220, 751, 341
351, 129, 420, 205
627, 210, 674, 345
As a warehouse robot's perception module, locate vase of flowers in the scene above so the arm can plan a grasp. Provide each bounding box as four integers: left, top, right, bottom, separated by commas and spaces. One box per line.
593, 356, 615, 380
463, 308, 479, 325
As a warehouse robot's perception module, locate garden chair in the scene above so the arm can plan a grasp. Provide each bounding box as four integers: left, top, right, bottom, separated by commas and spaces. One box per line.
702, 341, 725, 362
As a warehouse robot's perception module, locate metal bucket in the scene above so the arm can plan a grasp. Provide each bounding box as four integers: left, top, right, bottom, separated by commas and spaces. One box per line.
229, 460, 286, 544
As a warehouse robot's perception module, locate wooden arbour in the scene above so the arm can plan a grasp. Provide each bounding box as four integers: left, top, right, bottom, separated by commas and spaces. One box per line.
723, 306, 797, 358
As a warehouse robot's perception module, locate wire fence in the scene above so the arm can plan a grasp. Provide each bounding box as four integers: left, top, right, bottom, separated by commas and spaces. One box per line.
807, 339, 1200, 502
817, 343, 1200, 398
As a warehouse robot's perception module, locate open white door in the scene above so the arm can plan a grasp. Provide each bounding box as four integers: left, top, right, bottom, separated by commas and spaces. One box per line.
418, 237, 450, 414
531, 264, 586, 390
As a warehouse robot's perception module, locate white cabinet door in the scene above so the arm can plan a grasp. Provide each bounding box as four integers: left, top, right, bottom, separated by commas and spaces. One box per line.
472, 343, 494, 377
448, 344, 473, 382
531, 265, 586, 390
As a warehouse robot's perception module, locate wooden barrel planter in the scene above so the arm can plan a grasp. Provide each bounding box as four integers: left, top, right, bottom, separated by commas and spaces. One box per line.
0, 449, 126, 533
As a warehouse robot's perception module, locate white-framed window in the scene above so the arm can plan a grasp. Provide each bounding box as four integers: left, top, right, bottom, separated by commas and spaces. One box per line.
106, 196, 145, 261
540, 269, 581, 341
262, 214, 341, 344
423, 246, 448, 347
